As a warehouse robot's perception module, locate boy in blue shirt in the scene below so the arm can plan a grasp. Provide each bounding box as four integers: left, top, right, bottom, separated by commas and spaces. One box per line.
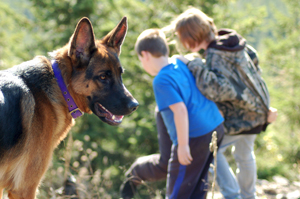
135, 28, 224, 198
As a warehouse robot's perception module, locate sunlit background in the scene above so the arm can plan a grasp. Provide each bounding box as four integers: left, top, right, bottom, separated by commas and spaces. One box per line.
1, 0, 299, 198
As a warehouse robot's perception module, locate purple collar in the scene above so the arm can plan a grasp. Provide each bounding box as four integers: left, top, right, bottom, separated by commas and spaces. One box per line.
51, 60, 83, 119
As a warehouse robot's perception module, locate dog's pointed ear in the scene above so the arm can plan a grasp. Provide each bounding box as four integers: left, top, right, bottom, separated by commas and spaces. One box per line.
102, 17, 127, 55
68, 17, 96, 67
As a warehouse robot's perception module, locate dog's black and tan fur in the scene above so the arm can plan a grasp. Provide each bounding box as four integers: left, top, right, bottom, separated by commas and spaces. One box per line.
0, 17, 138, 199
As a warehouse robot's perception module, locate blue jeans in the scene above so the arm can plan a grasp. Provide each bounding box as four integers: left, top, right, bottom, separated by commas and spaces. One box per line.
216, 134, 257, 199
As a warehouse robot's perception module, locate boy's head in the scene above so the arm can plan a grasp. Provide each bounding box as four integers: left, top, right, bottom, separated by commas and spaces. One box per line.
135, 28, 169, 58
172, 7, 217, 51
135, 29, 169, 76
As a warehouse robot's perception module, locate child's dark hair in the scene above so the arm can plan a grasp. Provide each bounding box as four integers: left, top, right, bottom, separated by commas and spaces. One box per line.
135, 28, 169, 57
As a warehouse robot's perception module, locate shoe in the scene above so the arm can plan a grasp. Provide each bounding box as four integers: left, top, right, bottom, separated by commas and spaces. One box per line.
63, 175, 79, 199
120, 178, 137, 199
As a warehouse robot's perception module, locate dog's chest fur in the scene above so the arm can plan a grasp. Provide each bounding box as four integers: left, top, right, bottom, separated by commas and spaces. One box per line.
0, 57, 74, 190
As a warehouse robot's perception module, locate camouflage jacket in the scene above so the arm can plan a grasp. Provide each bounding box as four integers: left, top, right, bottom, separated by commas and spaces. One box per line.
187, 29, 270, 135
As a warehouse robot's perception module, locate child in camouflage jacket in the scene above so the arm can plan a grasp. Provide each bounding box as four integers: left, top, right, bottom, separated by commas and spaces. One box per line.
172, 7, 277, 199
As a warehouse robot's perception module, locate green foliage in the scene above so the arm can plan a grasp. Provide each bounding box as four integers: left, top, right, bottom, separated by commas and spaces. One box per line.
0, 2, 33, 68
2, 0, 300, 197
257, 0, 300, 180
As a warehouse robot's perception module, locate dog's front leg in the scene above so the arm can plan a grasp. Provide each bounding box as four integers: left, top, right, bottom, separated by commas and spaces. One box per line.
7, 188, 37, 199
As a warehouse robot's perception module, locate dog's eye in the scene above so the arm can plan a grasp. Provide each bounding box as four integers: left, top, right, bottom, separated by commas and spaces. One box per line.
99, 75, 106, 80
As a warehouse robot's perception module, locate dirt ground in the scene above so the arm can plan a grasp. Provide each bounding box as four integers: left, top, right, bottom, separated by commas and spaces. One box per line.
2, 175, 299, 199
207, 176, 300, 199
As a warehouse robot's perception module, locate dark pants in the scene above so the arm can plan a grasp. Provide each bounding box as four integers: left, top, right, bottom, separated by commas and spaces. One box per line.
166, 124, 224, 199
125, 109, 224, 199
125, 110, 171, 183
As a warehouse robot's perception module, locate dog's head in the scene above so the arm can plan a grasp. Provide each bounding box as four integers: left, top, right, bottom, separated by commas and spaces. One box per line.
67, 17, 138, 126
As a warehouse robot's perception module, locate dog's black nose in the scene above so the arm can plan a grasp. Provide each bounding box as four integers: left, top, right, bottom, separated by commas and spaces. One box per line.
128, 99, 139, 112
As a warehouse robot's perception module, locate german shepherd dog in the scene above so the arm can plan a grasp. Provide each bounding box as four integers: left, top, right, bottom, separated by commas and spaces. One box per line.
0, 17, 138, 198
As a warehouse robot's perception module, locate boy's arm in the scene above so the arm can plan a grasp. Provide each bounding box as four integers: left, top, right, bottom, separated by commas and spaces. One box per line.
169, 102, 193, 165
187, 57, 237, 102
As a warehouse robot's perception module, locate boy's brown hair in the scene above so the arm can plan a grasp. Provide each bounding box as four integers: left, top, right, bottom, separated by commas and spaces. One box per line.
172, 7, 217, 50
135, 28, 169, 57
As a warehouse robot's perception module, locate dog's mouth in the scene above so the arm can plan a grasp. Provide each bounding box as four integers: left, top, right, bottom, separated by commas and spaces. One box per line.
94, 103, 124, 125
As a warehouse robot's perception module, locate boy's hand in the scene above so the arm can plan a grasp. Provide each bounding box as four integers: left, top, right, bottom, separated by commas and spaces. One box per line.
267, 107, 278, 123
171, 54, 189, 64
171, 53, 202, 65
177, 144, 193, 165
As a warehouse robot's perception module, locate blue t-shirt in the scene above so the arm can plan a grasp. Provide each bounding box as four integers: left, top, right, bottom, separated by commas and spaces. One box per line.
153, 58, 224, 145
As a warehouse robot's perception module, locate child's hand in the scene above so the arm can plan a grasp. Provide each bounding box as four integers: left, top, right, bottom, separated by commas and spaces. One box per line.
267, 107, 278, 123
177, 144, 193, 165
171, 54, 189, 64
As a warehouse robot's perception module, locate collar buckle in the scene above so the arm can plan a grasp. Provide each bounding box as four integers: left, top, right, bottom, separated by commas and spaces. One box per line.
70, 108, 83, 118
